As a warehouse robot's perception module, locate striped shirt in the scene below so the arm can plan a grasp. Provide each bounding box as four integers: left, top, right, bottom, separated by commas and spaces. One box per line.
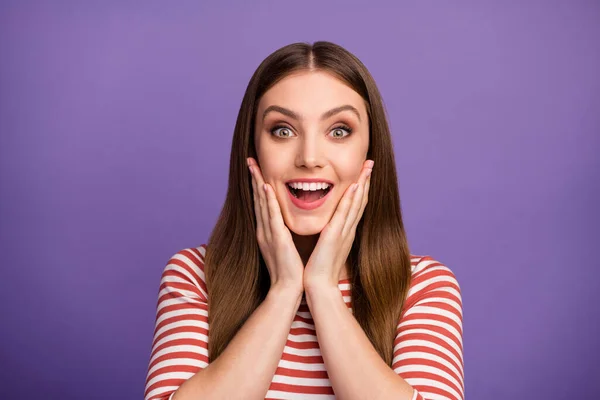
144, 245, 464, 400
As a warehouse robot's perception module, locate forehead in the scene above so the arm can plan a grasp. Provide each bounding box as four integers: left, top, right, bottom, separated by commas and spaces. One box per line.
257, 71, 367, 120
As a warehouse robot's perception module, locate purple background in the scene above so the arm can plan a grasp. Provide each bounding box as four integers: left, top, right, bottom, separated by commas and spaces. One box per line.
1, 1, 598, 399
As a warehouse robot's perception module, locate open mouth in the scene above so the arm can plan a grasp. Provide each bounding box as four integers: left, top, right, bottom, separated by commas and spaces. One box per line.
286, 184, 332, 202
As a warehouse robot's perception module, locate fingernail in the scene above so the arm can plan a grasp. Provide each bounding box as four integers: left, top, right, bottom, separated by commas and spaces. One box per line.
352, 183, 359, 192
247, 158, 251, 166
367, 160, 374, 168
249, 166, 253, 174
263, 183, 268, 192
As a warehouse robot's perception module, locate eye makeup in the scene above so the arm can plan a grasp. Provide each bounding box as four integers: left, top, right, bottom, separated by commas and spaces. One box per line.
268, 123, 354, 139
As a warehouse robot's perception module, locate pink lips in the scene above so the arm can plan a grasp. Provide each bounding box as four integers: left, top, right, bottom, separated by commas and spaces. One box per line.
286, 185, 333, 210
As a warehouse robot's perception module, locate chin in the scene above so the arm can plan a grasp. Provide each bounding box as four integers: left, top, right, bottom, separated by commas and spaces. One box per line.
285, 218, 326, 236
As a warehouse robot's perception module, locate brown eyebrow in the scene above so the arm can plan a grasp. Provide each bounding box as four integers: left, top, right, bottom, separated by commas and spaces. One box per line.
262, 104, 362, 123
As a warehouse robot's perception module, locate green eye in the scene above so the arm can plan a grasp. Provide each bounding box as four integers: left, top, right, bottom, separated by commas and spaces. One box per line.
270, 125, 295, 138
269, 124, 353, 139
330, 125, 353, 139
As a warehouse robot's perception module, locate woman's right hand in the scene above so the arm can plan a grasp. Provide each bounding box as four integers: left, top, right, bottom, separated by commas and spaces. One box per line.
247, 157, 305, 295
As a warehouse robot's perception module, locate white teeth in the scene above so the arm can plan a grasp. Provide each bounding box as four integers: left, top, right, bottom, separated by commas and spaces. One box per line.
288, 182, 331, 191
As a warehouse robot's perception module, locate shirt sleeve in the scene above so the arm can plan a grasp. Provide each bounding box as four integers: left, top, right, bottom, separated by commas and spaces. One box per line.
143, 246, 210, 400
392, 257, 464, 400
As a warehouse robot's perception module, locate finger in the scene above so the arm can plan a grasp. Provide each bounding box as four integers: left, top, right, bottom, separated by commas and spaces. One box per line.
344, 164, 373, 235
353, 163, 374, 229
249, 160, 272, 242
351, 171, 371, 233
264, 183, 287, 233
328, 181, 360, 236
329, 160, 372, 232
358, 160, 374, 211
249, 164, 265, 238
361, 171, 371, 212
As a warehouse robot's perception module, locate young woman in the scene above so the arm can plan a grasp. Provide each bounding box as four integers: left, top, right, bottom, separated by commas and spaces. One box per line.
144, 41, 464, 400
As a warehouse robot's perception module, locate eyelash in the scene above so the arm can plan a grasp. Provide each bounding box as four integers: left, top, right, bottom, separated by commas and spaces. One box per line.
270, 124, 353, 139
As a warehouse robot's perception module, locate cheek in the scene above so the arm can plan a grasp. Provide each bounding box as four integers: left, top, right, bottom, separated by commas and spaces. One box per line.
258, 156, 290, 183
335, 158, 364, 182
258, 164, 277, 185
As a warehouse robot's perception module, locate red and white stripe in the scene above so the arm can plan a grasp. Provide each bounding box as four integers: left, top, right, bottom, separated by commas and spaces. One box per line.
144, 246, 464, 400
393, 257, 464, 400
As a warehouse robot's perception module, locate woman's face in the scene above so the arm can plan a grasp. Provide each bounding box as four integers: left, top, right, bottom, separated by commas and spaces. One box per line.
254, 70, 370, 236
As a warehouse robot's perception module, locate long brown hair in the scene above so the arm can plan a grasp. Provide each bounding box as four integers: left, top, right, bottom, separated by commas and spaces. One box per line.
204, 41, 412, 366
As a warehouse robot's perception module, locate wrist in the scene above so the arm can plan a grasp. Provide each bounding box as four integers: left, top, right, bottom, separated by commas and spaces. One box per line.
268, 283, 304, 307
304, 280, 340, 296
304, 283, 342, 304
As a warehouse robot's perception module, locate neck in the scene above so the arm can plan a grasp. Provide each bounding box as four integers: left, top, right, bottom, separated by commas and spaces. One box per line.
291, 231, 319, 266
290, 231, 350, 281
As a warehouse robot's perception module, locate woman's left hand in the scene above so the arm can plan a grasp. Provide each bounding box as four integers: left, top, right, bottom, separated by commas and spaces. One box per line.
303, 159, 374, 291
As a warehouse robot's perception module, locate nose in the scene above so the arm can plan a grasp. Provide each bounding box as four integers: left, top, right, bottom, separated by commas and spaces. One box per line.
295, 132, 324, 169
